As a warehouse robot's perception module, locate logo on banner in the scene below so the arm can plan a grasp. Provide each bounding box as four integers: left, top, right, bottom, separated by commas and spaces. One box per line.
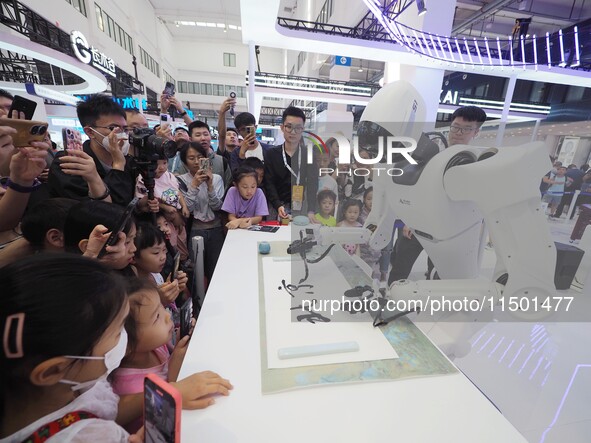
71, 31, 116, 78
303, 131, 417, 177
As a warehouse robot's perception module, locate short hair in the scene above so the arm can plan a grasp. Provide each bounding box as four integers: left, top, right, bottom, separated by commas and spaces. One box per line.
174, 127, 190, 135
568, 164, 578, 169
234, 112, 256, 129
317, 189, 336, 204
188, 120, 210, 137
450, 106, 487, 126
339, 198, 362, 220
21, 198, 78, 248
180, 141, 208, 165
282, 106, 306, 124
554, 161, 562, 166
134, 222, 165, 254
242, 157, 264, 171
77, 94, 126, 127
226, 127, 239, 137
232, 166, 257, 184
125, 108, 141, 116
63, 200, 135, 253
363, 186, 373, 200
0, 89, 14, 100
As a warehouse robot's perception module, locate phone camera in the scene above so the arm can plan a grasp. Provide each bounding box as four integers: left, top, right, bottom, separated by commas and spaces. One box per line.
229, 91, 236, 99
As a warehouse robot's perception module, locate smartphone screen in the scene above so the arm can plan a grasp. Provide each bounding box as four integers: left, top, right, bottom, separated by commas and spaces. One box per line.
144, 375, 181, 443
179, 297, 193, 338
199, 158, 210, 173
97, 197, 139, 259
9, 95, 37, 120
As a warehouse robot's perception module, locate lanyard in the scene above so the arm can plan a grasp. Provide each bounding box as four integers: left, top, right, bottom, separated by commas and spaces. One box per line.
282, 143, 301, 186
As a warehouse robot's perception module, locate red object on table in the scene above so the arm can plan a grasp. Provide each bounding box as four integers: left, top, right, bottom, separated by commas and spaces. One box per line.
570, 204, 591, 241
259, 221, 280, 226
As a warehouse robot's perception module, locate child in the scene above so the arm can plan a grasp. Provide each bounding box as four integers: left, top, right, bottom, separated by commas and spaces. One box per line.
337, 199, 363, 255
222, 166, 269, 229
315, 189, 337, 227
21, 198, 79, 252
0, 254, 134, 442
110, 278, 233, 433
132, 222, 187, 308
63, 200, 138, 275
317, 151, 338, 198
136, 156, 190, 260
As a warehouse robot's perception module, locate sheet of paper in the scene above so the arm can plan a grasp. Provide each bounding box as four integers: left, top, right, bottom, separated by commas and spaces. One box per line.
263, 257, 398, 369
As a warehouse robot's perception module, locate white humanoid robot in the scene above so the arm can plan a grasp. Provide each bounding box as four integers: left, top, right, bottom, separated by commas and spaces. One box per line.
292, 80, 560, 354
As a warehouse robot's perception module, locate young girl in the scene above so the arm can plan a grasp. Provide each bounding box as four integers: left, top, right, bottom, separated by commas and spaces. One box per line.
132, 222, 187, 308
222, 166, 269, 229
136, 157, 190, 262
315, 189, 337, 227
111, 278, 233, 433
337, 199, 363, 255
0, 253, 134, 442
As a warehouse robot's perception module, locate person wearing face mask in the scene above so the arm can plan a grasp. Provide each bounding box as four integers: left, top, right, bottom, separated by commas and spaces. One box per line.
0, 254, 143, 442
48, 95, 137, 206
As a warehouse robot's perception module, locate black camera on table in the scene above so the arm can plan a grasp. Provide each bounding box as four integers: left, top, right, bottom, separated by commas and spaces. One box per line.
129, 127, 178, 160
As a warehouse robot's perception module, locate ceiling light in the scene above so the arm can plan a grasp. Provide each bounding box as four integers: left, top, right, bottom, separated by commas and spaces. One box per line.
206, 22, 216, 27
228, 24, 238, 30
358, 67, 363, 72
217, 23, 225, 28
196, 22, 206, 27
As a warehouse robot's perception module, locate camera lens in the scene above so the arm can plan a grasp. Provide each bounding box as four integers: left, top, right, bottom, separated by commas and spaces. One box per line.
31, 126, 39, 135
39, 126, 47, 135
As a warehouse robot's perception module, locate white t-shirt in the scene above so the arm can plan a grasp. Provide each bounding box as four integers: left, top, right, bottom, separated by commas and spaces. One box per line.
0, 380, 128, 443
244, 142, 264, 161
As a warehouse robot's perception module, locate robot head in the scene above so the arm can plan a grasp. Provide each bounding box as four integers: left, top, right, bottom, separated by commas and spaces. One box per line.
358, 80, 428, 158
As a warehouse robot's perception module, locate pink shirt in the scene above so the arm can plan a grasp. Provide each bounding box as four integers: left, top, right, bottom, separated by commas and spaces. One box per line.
110, 344, 170, 433
136, 171, 182, 209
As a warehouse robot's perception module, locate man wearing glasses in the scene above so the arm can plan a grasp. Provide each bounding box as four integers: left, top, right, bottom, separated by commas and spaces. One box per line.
388, 105, 487, 285
264, 106, 318, 221
49, 94, 136, 206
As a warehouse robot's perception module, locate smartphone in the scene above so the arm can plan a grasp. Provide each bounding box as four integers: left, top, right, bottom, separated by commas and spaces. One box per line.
171, 251, 181, 281
97, 197, 139, 259
144, 374, 181, 443
8, 95, 37, 120
199, 157, 211, 173
179, 297, 193, 338
245, 125, 256, 145
228, 90, 236, 117
160, 113, 170, 131
61, 128, 83, 151
2, 119, 48, 147
163, 82, 175, 97
248, 225, 280, 233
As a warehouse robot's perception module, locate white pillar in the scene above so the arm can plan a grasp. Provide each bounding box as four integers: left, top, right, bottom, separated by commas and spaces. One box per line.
495, 75, 517, 147
248, 41, 256, 115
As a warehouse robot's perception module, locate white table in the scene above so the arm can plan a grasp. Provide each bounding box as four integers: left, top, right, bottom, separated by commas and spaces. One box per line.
179, 227, 526, 442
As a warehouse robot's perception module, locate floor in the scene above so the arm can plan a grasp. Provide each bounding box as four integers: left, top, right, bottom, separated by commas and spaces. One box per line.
407, 213, 591, 443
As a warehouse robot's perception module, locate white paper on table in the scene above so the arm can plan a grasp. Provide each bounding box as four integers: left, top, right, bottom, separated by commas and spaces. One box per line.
262, 257, 398, 369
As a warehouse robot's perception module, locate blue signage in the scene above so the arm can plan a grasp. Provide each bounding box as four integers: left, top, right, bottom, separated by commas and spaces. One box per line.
334, 56, 351, 66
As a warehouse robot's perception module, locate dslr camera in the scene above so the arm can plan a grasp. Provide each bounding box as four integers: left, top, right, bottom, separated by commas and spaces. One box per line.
129, 127, 178, 161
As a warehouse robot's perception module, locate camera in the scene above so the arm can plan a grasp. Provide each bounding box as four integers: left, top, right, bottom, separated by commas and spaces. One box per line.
229, 90, 236, 117
129, 127, 178, 160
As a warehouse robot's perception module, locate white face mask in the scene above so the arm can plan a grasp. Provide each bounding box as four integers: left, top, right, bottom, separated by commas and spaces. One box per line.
60, 329, 128, 393
89, 128, 130, 156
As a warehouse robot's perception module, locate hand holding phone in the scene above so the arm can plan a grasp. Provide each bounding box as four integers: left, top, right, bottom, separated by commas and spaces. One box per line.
1, 119, 48, 147
199, 157, 211, 173
228, 90, 236, 117
97, 197, 139, 259
144, 375, 181, 443
9, 95, 37, 120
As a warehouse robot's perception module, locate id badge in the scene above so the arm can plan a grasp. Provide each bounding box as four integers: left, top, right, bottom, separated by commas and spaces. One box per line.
292, 185, 304, 211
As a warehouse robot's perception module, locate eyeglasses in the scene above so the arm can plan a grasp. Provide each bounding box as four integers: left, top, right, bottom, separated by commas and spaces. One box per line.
283, 124, 305, 134
449, 125, 476, 134
92, 125, 131, 133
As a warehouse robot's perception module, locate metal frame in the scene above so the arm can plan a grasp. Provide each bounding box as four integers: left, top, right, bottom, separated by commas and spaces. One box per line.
0, 0, 143, 94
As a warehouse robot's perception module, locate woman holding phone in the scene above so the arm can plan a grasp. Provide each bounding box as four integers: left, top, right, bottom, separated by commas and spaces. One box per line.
176, 142, 225, 286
